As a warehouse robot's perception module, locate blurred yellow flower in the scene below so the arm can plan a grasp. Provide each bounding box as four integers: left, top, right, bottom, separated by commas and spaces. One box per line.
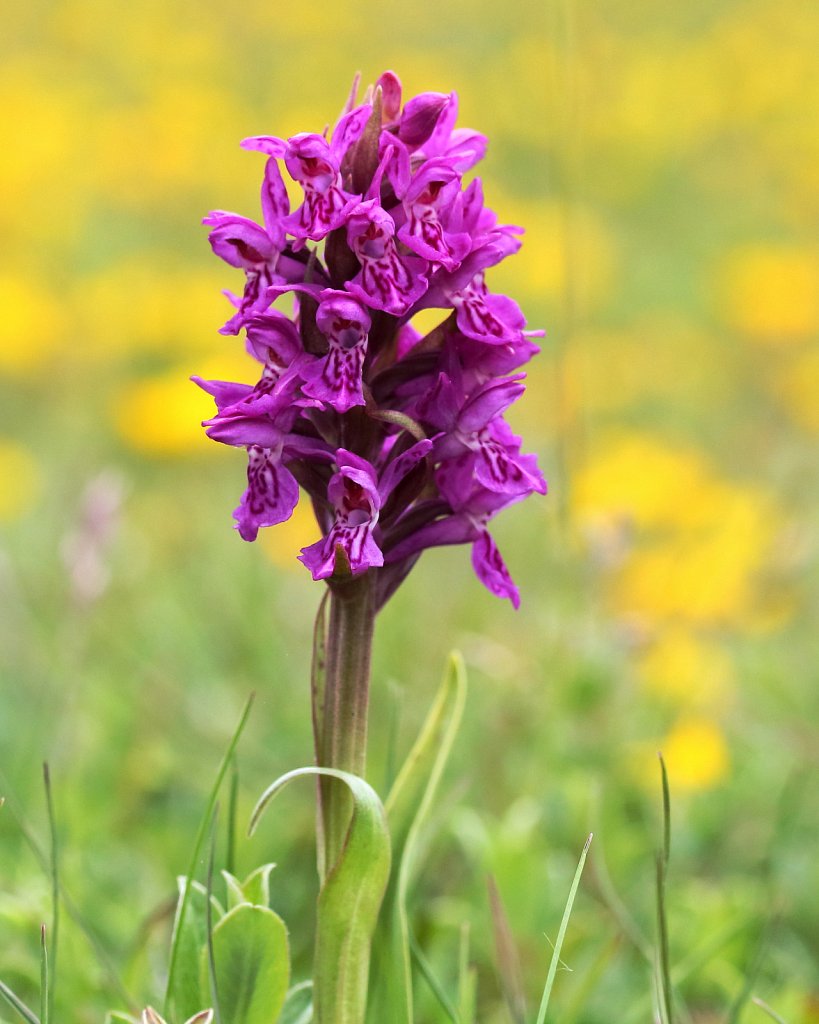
571, 433, 710, 534
113, 355, 251, 456
661, 718, 729, 792
573, 434, 779, 626
0, 276, 64, 374
636, 627, 735, 710
613, 481, 775, 625
0, 440, 41, 521
717, 244, 819, 343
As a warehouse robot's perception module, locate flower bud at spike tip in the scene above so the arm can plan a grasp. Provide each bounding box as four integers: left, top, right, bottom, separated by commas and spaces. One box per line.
197, 71, 546, 609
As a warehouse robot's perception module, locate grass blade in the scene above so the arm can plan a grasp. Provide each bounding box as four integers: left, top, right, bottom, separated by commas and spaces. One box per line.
225, 759, 239, 878
164, 692, 255, 1019
39, 927, 49, 1024
42, 764, 58, 1024
0, 772, 136, 1012
205, 809, 223, 1024
752, 997, 789, 1024
534, 833, 593, 1024
407, 932, 459, 1024
0, 980, 41, 1024
457, 922, 476, 1024
656, 753, 674, 1024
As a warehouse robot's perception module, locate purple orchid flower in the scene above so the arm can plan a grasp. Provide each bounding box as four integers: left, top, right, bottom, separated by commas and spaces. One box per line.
203, 155, 290, 334
345, 200, 429, 315
392, 158, 472, 270
300, 291, 372, 413
299, 440, 432, 580
242, 103, 371, 242
198, 71, 547, 608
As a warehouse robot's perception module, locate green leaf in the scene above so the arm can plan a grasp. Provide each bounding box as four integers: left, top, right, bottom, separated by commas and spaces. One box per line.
200, 904, 289, 1024
221, 864, 276, 911
368, 652, 467, 1024
164, 694, 255, 1021
279, 982, 313, 1024
169, 878, 225, 1022
250, 767, 390, 1024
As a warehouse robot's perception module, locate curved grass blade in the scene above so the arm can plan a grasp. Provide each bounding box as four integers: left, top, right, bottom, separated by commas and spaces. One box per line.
534, 833, 593, 1024
752, 997, 789, 1024
0, 980, 40, 1024
250, 767, 390, 1024
164, 693, 255, 1020
369, 652, 466, 1024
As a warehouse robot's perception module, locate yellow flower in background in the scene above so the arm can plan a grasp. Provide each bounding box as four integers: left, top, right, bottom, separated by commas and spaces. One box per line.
0, 276, 64, 375
613, 481, 775, 625
571, 433, 710, 534
0, 440, 41, 521
716, 244, 819, 343
573, 434, 780, 627
661, 718, 729, 792
637, 627, 735, 710
113, 354, 251, 456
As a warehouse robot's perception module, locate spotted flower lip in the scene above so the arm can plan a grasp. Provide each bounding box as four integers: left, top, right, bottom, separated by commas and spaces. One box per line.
198, 70, 547, 608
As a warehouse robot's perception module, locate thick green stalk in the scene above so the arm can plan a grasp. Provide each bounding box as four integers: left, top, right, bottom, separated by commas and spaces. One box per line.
317, 570, 377, 874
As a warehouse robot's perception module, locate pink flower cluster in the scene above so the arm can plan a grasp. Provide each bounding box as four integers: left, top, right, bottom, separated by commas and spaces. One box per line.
196, 71, 546, 608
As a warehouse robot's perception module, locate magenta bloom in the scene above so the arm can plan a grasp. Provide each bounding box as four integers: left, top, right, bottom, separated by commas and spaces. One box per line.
196, 71, 546, 607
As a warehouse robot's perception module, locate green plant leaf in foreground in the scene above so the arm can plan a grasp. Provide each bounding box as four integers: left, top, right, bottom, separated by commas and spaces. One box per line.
250, 767, 390, 1024
368, 651, 467, 1024
279, 981, 313, 1024
199, 903, 289, 1024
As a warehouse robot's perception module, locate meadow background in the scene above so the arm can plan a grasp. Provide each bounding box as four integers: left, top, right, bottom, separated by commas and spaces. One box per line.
1, 0, 818, 1021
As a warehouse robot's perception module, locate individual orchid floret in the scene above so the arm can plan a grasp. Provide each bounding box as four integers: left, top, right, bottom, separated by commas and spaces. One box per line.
394, 159, 471, 270
299, 440, 432, 580
233, 443, 301, 543
203, 156, 290, 334
448, 269, 528, 345
421, 371, 547, 497
299, 451, 384, 579
244, 104, 371, 243
345, 200, 428, 315
300, 291, 372, 413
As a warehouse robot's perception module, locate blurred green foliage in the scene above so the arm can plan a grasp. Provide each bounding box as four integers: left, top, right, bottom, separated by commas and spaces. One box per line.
1, 0, 818, 1021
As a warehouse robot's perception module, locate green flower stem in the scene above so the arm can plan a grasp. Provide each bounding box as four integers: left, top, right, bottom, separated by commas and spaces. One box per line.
318, 570, 377, 873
